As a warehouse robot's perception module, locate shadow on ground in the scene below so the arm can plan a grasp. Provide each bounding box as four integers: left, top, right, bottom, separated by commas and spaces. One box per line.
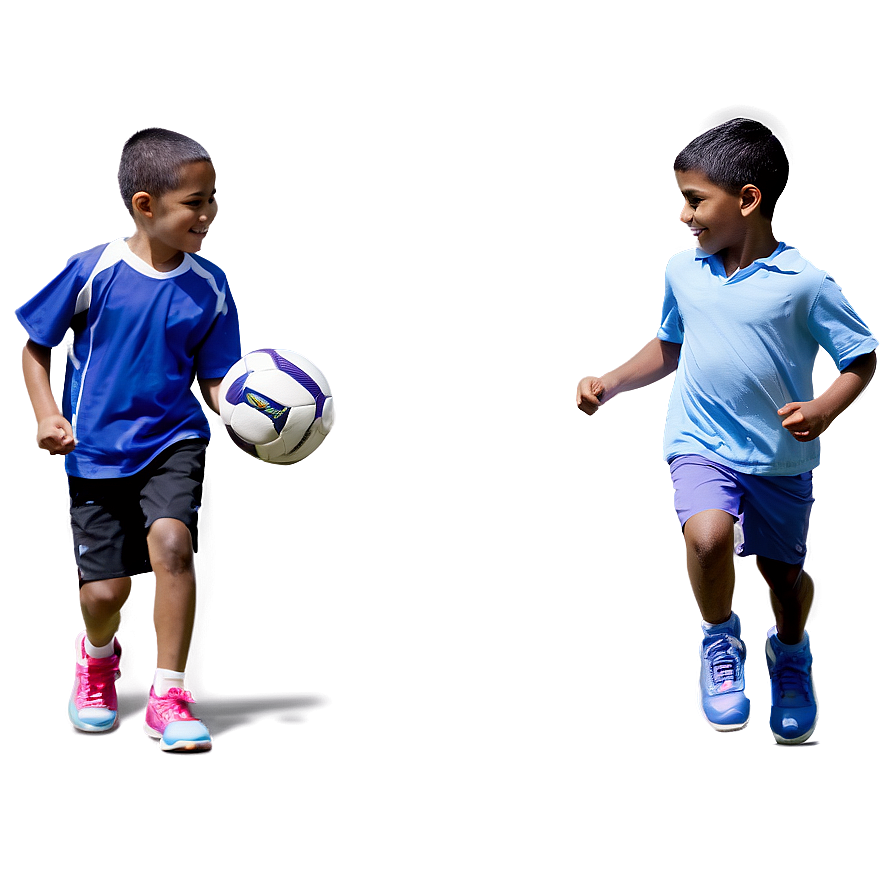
117, 692, 325, 734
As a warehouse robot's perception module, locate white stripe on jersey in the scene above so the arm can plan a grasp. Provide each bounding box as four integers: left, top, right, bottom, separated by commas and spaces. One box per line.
71, 242, 130, 437
187, 255, 229, 316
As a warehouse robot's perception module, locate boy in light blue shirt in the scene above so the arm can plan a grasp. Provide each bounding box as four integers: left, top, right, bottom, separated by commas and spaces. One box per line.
576, 119, 877, 744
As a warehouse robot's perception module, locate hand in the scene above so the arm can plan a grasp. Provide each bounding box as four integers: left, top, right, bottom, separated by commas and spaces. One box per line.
37, 414, 75, 455
576, 377, 606, 416
777, 400, 830, 442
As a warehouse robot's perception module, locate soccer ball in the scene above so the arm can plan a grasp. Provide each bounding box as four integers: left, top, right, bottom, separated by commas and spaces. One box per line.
219, 348, 334, 464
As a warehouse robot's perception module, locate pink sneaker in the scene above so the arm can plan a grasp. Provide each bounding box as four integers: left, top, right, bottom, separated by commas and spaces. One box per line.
143, 687, 212, 752
68, 633, 121, 732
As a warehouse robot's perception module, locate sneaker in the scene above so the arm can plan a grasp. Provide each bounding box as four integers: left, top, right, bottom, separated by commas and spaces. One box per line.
68, 633, 121, 732
766, 627, 817, 745
699, 613, 750, 731
143, 686, 212, 752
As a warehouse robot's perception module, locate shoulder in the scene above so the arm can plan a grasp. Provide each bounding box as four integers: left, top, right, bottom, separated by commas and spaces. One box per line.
780, 248, 850, 314
186, 253, 228, 287
67, 241, 114, 267
765, 245, 833, 287
665, 249, 698, 275
54, 241, 118, 283
664, 250, 704, 297
184, 253, 234, 316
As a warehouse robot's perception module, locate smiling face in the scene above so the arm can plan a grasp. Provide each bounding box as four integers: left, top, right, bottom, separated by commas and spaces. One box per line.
675, 168, 748, 257
129, 160, 218, 269
151, 159, 218, 254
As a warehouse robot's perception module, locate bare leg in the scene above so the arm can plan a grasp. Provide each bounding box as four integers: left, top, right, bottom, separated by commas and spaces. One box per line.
147, 518, 196, 673
683, 510, 736, 624
80, 577, 131, 646
756, 556, 814, 645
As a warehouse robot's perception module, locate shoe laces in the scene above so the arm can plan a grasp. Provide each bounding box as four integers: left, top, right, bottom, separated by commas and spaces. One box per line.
154, 687, 198, 721
771, 657, 810, 699
706, 636, 740, 685
77, 658, 119, 707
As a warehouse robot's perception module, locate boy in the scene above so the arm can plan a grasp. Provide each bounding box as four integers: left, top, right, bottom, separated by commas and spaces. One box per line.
17, 128, 241, 752
576, 119, 877, 744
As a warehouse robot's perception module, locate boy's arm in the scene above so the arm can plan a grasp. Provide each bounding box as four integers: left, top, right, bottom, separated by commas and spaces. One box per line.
199, 377, 223, 415
778, 351, 877, 442
577, 338, 681, 415
22, 340, 75, 455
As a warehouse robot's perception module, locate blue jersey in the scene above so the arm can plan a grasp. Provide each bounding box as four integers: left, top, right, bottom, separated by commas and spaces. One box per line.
657, 243, 877, 475
17, 239, 241, 478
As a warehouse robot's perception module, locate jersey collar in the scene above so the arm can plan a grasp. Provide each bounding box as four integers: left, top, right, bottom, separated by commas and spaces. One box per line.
120, 238, 192, 279
694, 242, 807, 281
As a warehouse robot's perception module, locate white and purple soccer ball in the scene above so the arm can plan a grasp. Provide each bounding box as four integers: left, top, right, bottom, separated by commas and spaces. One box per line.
219, 348, 334, 464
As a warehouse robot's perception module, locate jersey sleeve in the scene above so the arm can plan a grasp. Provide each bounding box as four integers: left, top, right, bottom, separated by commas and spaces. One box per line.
807, 275, 878, 371
15, 253, 93, 347
195, 283, 242, 379
657, 268, 685, 344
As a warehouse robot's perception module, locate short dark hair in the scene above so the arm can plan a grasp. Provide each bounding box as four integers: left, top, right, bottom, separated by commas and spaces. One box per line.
118, 128, 211, 214
674, 118, 788, 218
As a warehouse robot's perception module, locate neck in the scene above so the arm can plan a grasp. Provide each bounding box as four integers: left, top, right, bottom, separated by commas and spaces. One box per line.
720, 224, 778, 277
126, 232, 184, 272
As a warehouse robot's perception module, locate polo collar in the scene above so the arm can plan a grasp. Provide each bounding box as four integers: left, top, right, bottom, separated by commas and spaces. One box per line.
695, 242, 807, 280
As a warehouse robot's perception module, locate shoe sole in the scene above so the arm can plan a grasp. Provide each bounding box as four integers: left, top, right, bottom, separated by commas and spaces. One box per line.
697, 681, 750, 731
143, 721, 212, 752
772, 724, 816, 745
68, 700, 118, 733
68, 712, 119, 734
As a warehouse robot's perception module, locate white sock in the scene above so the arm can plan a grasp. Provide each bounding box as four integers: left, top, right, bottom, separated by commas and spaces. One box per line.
154, 668, 186, 695
85, 637, 115, 659
701, 614, 733, 633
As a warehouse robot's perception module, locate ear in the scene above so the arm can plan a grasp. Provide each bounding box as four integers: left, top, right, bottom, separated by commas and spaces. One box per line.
131, 192, 154, 219
739, 184, 762, 217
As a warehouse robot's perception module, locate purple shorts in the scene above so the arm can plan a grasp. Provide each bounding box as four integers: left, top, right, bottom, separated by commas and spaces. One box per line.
669, 454, 814, 566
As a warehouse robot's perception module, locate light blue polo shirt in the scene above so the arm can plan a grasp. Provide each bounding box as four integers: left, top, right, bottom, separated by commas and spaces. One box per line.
657, 243, 877, 475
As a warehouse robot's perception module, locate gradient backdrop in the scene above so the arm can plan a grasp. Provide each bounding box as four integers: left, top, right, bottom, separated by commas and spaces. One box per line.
4, 3, 891, 892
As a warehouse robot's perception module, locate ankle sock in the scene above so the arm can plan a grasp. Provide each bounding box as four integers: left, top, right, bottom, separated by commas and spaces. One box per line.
84, 637, 115, 659
702, 614, 734, 633
154, 668, 186, 695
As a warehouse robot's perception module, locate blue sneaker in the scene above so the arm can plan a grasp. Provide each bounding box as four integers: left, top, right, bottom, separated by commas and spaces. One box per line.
766, 627, 817, 745
700, 613, 750, 731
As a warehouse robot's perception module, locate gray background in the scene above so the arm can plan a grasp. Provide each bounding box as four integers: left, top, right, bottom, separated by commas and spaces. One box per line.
4, 2, 890, 892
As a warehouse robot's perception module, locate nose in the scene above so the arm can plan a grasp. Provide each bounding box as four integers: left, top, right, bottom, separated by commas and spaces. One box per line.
680, 203, 693, 224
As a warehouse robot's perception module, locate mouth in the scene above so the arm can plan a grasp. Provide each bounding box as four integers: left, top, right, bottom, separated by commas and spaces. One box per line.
689, 228, 706, 238
190, 227, 209, 235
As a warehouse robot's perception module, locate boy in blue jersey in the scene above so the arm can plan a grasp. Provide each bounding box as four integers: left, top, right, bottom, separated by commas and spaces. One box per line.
18, 128, 241, 752
576, 119, 877, 744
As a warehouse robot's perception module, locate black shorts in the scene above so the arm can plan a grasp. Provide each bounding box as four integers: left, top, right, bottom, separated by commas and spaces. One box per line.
69, 440, 207, 584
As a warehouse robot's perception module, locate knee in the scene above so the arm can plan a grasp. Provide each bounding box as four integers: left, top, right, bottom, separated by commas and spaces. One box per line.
757, 556, 807, 596
80, 578, 130, 618
148, 519, 194, 576
684, 512, 734, 571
